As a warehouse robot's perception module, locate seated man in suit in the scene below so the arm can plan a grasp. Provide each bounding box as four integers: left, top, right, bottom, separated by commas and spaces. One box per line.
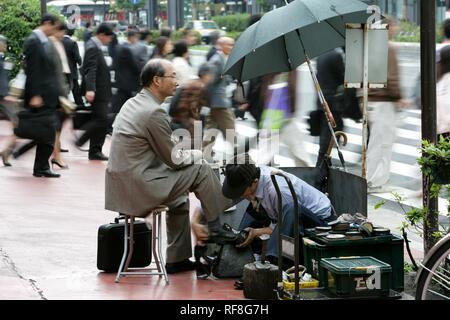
221, 154, 336, 265
105, 59, 236, 274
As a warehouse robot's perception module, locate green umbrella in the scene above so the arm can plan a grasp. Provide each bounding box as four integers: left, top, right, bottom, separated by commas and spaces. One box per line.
224, 0, 371, 82
224, 0, 374, 173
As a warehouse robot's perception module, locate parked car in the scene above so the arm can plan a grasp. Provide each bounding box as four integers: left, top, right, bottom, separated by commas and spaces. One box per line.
184, 20, 226, 44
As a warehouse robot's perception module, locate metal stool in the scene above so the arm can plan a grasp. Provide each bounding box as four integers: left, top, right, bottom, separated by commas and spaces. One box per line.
115, 205, 169, 284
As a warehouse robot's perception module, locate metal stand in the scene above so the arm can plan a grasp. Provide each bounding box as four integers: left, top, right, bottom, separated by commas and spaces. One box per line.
115, 206, 169, 284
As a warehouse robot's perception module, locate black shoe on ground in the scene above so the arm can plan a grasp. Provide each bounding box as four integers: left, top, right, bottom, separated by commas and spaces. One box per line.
33, 169, 61, 178
207, 229, 239, 245
88, 152, 108, 161
165, 259, 196, 274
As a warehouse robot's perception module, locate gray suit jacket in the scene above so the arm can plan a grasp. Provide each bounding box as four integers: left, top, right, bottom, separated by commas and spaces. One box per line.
105, 89, 195, 216
207, 52, 231, 109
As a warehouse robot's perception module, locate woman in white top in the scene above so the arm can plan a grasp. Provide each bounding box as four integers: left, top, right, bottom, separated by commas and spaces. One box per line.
172, 40, 196, 86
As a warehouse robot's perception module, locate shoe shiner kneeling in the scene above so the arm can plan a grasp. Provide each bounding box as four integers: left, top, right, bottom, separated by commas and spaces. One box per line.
221, 154, 337, 268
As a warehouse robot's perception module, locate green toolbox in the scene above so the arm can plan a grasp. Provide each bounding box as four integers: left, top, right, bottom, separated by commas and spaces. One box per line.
302, 231, 404, 292
320, 256, 392, 298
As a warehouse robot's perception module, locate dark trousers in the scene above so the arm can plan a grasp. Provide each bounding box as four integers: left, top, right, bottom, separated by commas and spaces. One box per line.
34, 142, 54, 172
111, 89, 134, 115
72, 79, 84, 107
77, 99, 108, 155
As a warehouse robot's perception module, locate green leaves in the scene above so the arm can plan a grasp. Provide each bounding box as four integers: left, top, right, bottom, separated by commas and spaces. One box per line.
418, 136, 450, 186
0, 0, 40, 77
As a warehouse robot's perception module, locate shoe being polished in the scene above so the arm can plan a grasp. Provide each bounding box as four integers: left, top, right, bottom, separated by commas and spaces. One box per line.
207, 228, 239, 245
33, 169, 61, 178
165, 259, 196, 274
88, 152, 108, 161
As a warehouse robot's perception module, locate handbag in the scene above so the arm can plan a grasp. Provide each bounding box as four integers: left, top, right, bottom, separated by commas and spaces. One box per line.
72, 105, 92, 130
14, 109, 56, 143
8, 68, 26, 98
59, 96, 76, 115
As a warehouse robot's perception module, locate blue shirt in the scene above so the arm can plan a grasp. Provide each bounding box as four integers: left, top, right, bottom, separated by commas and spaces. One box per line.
255, 166, 332, 230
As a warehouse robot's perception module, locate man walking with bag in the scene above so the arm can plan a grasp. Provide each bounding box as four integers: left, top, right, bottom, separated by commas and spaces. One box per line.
21, 14, 61, 177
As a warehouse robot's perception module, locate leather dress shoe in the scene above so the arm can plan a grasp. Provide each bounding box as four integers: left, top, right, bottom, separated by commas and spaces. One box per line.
88, 152, 108, 161
207, 229, 239, 245
33, 169, 61, 178
165, 259, 196, 274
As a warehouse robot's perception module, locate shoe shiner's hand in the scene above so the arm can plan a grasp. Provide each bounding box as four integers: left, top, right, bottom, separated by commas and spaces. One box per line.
236, 228, 258, 248
85, 91, 95, 103
192, 221, 209, 242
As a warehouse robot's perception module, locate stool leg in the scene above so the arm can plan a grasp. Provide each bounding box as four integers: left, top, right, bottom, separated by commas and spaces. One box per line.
157, 212, 169, 284
123, 216, 135, 272
152, 213, 161, 274
115, 215, 129, 283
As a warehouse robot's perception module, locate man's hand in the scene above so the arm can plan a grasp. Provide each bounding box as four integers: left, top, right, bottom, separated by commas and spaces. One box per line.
239, 103, 249, 111
29, 96, 43, 108
4, 95, 18, 103
192, 221, 209, 243
236, 227, 259, 248
85, 91, 95, 103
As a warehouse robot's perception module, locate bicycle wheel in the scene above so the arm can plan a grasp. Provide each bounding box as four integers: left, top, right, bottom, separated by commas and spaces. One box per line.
415, 239, 450, 300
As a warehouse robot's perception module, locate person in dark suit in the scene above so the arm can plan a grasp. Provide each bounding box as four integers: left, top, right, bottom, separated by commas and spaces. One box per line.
22, 14, 61, 177
205, 31, 220, 61
76, 23, 113, 161
315, 48, 345, 167
63, 28, 83, 107
111, 29, 141, 118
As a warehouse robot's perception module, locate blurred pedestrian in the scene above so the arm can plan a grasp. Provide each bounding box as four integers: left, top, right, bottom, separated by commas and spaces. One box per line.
203, 37, 236, 154
76, 23, 114, 161
367, 18, 408, 192
160, 27, 172, 38
172, 40, 196, 86
111, 29, 142, 123
49, 22, 72, 169
22, 14, 61, 177
149, 36, 173, 60
182, 27, 197, 46
314, 48, 345, 167
205, 31, 220, 61
63, 27, 83, 107
83, 22, 93, 43
0, 35, 19, 167
134, 28, 152, 66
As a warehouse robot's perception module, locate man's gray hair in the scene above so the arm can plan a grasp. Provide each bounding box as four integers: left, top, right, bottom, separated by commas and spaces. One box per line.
0, 35, 7, 45
140, 59, 167, 87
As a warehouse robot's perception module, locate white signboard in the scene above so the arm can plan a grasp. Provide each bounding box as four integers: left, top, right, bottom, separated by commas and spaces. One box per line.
344, 25, 389, 88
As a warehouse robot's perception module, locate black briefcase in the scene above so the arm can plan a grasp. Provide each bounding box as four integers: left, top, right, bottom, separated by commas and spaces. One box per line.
72, 106, 92, 130
97, 217, 152, 272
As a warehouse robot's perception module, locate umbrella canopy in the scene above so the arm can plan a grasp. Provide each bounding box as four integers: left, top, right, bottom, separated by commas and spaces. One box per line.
224, 0, 372, 81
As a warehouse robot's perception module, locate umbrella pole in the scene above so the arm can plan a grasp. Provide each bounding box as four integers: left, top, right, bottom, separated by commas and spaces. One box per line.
362, 25, 370, 179
305, 55, 347, 171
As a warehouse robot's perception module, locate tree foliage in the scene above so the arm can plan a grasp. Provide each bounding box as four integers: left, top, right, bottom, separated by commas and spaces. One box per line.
0, 0, 41, 77
115, 0, 146, 11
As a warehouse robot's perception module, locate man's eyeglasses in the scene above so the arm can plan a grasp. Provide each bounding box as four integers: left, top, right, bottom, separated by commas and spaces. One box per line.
159, 75, 177, 79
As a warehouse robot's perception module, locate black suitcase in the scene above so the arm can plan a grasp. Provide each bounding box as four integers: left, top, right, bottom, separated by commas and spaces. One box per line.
97, 217, 152, 272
